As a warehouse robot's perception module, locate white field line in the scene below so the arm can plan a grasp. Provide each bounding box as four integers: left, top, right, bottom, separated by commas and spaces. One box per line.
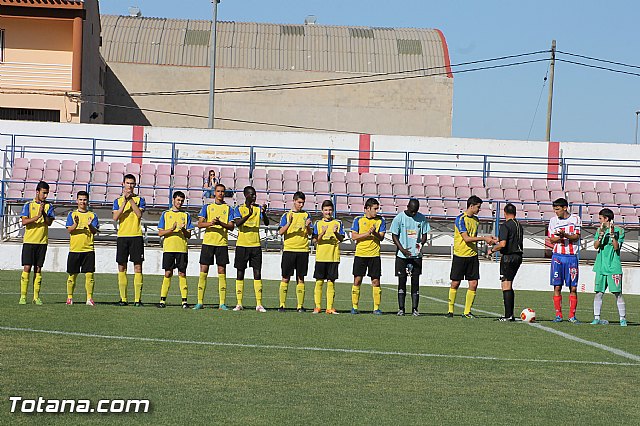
0, 325, 638, 367
380, 285, 640, 363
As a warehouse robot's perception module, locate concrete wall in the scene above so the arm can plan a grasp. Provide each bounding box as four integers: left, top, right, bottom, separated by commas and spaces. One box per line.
104, 63, 453, 138
1, 242, 639, 295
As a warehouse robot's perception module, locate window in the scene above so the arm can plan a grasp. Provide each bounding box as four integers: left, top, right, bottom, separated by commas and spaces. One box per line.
0, 29, 4, 62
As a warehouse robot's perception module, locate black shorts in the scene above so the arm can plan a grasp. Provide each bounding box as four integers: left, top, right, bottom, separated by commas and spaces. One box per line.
450, 255, 480, 281
395, 256, 423, 277
22, 243, 47, 267
281, 251, 309, 278
234, 246, 262, 270
353, 256, 382, 279
116, 236, 144, 265
67, 251, 96, 274
314, 262, 339, 281
500, 253, 523, 282
163, 252, 188, 273
200, 244, 229, 266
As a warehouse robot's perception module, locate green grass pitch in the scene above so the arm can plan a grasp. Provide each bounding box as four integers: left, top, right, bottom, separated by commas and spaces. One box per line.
1, 270, 640, 424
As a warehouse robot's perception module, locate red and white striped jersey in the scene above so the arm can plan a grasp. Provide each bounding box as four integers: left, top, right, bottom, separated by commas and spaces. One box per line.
548, 214, 582, 255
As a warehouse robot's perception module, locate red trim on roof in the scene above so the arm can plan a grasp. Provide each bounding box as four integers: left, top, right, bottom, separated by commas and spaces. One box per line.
434, 29, 453, 78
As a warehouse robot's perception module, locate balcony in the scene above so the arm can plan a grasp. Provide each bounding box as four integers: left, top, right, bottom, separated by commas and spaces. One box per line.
0, 61, 73, 91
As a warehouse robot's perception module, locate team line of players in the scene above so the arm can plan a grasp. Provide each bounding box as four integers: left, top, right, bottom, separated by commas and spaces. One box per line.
18, 175, 628, 324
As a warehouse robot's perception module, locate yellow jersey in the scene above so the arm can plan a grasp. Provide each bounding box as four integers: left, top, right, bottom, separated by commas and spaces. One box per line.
113, 196, 146, 237
66, 210, 99, 252
279, 210, 312, 252
234, 204, 264, 248
313, 218, 344, 262
352, 215, 386, 258
21, 199, 55, 244
158, 209, 193, 253
199, 202, 236, 247
454, 213, 479, 257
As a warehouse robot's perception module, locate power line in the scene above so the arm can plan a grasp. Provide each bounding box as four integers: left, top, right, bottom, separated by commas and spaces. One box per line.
556, 50, 640, 71
127, 50, 550, 97
526, 62, 550, 142
555, 58, 640, 78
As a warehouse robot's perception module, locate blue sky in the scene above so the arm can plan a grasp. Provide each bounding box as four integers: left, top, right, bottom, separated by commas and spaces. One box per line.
99, 0, 640, 144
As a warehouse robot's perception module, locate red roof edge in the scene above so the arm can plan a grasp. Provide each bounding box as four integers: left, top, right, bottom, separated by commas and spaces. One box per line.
434, 29, 453, 78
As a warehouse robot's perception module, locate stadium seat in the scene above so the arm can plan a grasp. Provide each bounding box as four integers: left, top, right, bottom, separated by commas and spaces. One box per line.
336, 202, 350, 213
519, 189, 535, 202
7, 189, 23, 199
453, 176, 468, 187
313, 170, 328, 182
611, 182, 627, 194
595, 181, 610, 193
393, 184, 409, 197
486, 177, 501, 188
252, 169, 267, 180
110, 162, 125, 175
566, 191, 582, 203
427, 199, 445, 209
267, 169, 283, 182
267, 180, 283, 192
627, 182, 640, 194
94, 161, 109, 173
542, 211, 556, 220
423, 175, 438, 186
564, 181, 579, 192
441, 186, 456, 198
503, 189, 519, 201
469, 177, 484, 188
376, 173, 391, 185
43, 169, 59, 182
409, 185, 425, 197
330, 171, 345, 183
501, 178, 517, 190
8, 181, 24, 191
269, 199, 285, 211
44, 159, 60, 171
126, 163, 141, 175
298, 170, 313, 182
253, 179, 267, 191
471, 187, 487, 199
439, 176, 454, 187
587, 205, 602, 215
346, 182, 361, 194
488, 188, 504, 200
578, 181, 594, 193
614, 193, 630, 205
429, 207, 447, 217
331, 182, 347, 194
141, 163, 157, 176
531, 179, 547, 191
13, 158, 29, 169
444, 199, 459, 210
408, 174, 423, 185
220, 167, 235, 180
515, 210, 527, 220
11, 168, 27, 180
188, 175, 203, 188
314, 181, 330, 194
362, 183, 377, 197
360, 173, 375, 184
61, 160, 76, 171
155, 196, 170, 206
630, 194, 640, 205
236, 167, 250, 180
295, 180, 311, 193
157, 164, 172, 176
599, 193, 615, 204
236, 178, 251, 189
173, 176, 188, 188
27, 168, 44, 181
550, 191, 565, 201
377, 183, 393, 197
391, 174, 405, 185
516, 179, 532, 190
139, 174, 155, 186
619, 206, 636, 217
283, 169, 298, 181
139, 188, 154, 198
76, 171, 91, 184
425, 186, 441, 198
547, 180, 562, 191
156, 175, 171, 187
623, 215, 639, 225
582, 192, 598, 204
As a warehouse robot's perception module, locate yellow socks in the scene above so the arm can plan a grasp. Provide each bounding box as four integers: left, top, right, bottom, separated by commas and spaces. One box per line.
85, 272, 95, 301
296, 282, 305, 309
314, 280, 324, 309
448, 288, 458, 313
351, 285, 360, 309
254, 279, 263, 306
67, 274, 78, 299
161, 276, 171, 299
279, 281, 288, 307
179, 276, 188, 300
327, 281, 335, 311
218, 273, 227, 305
20, 271, 29, 298
373, 286, 382, 311
118, 271, 128, 302
197, 272, 207, 304
235, 279, 244, 306
464, 290, 477, 315
33, 273, 42, 300
134, 272, 143, 303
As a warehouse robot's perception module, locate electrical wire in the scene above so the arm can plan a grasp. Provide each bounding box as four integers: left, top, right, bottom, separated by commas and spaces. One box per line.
555, 58, 640, 78
526, 63, 550, 141
556, 50, 640, 71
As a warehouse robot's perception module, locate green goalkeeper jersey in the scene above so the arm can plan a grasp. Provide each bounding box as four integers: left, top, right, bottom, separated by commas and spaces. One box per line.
593, 226, 624, 275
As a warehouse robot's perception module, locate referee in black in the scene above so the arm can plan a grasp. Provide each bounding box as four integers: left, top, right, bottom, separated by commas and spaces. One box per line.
489, 203, 524, 321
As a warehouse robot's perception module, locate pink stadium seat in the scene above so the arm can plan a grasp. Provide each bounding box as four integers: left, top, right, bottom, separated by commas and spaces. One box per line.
393, 184, 409, 197
90, 185, 107, 196
516, 179, 532, 190
283, 180, 298, 192
45, 159, 60, 171
439, 176, 454, 187
126, 163, 141, 175
488, 188, 504, 200
486, 177, 501, 188
139, 174, 155, 186
409, 185, 425, 197
331, 171, 345, 183
156, 175, 171, 187
75, 171, 91, 184
11, 168, 27, 180
61, 160, 76, 171
504, 189, 519, 201
471, 187, 487, 199
252, 169, 267, 180
236, 178, 251, 189
360, 173, 375, 184
578, 181, 595, 193
423, 175, 438, 186
620, 206, 636, 217
566, 191, 582, 203
332, 182, 347, 194
464, 177, 480, 188
623, 215, 639, 225
595, 181, 610, 193
614, 193, 630, 205
378, 183, 393, 196
627, 183, 640, 194
376, 173, 391, 185
173, 176, 188, 187
187, 176, 202, 188
29, 159, 44, 170
57, 183, 72, 194
298, 170, 313, 182
299, 181, 313, 193
430, 207, 447, 217
268, 180, 283, 192
94, 162, 109, 173
631, 194, 640, 205
93, 172, 108, 184
269, 200, 285, 211
547, 180, 562, 191
609, 206, 621, 215
453, 176, 468, 187
550, 191, 565, 201
534, 190, 550, 202
155, 196, 170, 206
24, 183, 37, 194
253, 179, 267, 191
531, 179, 547, 191
441, 186, 456, 198
8, 181, 24, 191
501, 178, 516, 190
542, 211, 556, 221
313, 170, 328, 182
362, 183, 377, 197
314, 181, 330, 194
138, 188, 154, 198
335, 195, 348, 205
173, 165, 188, 177
44, 169, 59, 181
7, 189, 23, 199
611, 182, 627, 193
539, 203, 554, 213
140, 163, 156, 176
110, 162, 125, 175
283, 169, 298, 181
336, 203, 350, 213
346, 182, 361, 194
157, 164, 172, 176
220, 167, 235, 179
408, 175, 423, 185
155, 188, 170, 198
27, 169, 43, 181
268, 192, 284, 203
236, 167, 250, 180
14, 158, 29, 169
425, 186, 441, 198
188, 189, 203, 201
188, 165, 204, 179
515, 210, 527, 220
348, 195, 364, 206
267, 169, 283, 182
391, 174, 405, 185
345, 172, 359, 183
587, 205, 602, 215
564, 181, 579, 192
444, 199, 459, 209
599, 193, 614, 205
519, 190, 535, 201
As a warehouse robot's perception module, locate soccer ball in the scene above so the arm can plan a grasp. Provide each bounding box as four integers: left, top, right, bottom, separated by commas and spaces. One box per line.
520, 308, 536, 323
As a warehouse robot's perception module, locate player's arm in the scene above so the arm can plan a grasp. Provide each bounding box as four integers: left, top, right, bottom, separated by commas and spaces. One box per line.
158, 213, 176, 237
335, 222, 345, 242
261, 204, 270, 226
66, 212, 78, 233
490, 223, 508, 254
305, 214, 313, 236
459, 231, 495, 244
197, 216, 212, 228
181, 214, 194, 239
234, 205, 253, 227
311, 222, 321, 244
88, 217, 99, 235
128, 196, 143, 219
277, 212, 292, 235
112, 198, 126, 221
44, 205, 55, 226
21, 203, 42, 226
391, 233, 412, 258
218, 210, 235, 231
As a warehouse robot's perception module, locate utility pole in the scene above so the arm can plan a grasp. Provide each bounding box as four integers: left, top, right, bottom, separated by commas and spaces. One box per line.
208, 0, 220, 129
545, 40, 556, 142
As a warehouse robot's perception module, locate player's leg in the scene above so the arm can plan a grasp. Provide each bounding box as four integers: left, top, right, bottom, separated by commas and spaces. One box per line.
610, 273, 626, 326
567, 256, 579, 322
551, 254, 564, 321
20, 245, 33, 304
462, 257, 479, 317
313, 262, 326, 313
116, 237, 129, 305
591, 273, 606, 324
132, 237, 145, 306
351, 257, 365, 313
448, 256, 465, 316
396, 257, 407, 315
371, 257, 382, 314
295, 253, 309, 312
178, 256, 189, 308
196, 245, 212, 309
31, 245, 46, 304
252, 249, 265, 312
410, 258, 422, 315
233, 248, 244, 311
66, 252, 80, 305
217, 246, 230, 309
279, 252, 295, 311
325, 263, 338, 314
83, 252, 96, 306
159, 268, 173, 308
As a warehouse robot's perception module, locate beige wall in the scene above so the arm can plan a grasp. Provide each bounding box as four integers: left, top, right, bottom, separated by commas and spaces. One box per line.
105, 63, 453, 137
1, 17, 73, 65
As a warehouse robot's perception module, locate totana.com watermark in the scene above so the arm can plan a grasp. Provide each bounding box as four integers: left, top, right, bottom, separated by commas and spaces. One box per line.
9, 397, 150, 414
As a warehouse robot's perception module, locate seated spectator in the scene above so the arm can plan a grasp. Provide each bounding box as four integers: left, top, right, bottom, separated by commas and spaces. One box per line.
204, 170, 219, 198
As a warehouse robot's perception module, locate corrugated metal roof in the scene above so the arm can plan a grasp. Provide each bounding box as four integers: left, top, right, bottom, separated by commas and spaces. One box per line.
99, 15, 451, 76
